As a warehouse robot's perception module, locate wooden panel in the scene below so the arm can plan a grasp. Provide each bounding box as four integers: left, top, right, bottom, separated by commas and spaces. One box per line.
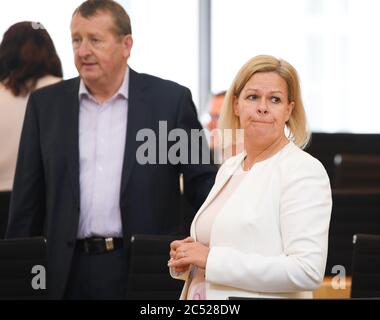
313, 276, 351, 299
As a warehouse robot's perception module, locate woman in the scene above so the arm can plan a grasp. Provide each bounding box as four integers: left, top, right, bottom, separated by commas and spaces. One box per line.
0, 21, 63, 238
169, 55, 332, 299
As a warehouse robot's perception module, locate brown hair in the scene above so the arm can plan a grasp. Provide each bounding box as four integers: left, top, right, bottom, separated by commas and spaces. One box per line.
218, 55, 310, 149
73, 0, 132, 37
0, 21, 62, 97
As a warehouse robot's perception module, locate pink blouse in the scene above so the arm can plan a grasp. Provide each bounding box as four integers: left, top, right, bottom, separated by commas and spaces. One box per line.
187, 164, 248, 299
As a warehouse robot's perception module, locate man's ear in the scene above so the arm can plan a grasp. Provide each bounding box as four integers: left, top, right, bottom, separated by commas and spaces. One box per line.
233, 96, 240, 117
122, 34, 133, 59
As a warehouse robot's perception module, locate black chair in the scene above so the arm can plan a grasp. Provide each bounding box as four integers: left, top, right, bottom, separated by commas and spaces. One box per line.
125, 234, 184, 299
350, 234, 380, 298
332, 153, 380, 190
305, 133, 380, 182
0, 237, 47, 299
0, 191, 11, 239
325, 191, 380, 276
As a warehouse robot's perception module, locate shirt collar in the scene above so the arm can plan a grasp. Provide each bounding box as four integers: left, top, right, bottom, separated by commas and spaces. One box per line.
79, 66, 129, 102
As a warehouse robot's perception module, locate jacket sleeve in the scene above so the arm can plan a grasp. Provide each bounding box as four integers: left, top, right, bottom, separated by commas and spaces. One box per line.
6, 93, 46, 238
205, 157, 332, 293
176, 88, 217, 211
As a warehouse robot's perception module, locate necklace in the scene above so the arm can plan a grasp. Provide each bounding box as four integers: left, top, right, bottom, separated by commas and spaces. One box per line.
243, 139, 290, 171
243, 157, 254, 171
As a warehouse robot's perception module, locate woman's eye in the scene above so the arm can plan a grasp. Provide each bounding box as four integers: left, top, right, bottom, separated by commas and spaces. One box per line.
271, 96, 281, 104
247, 95, 257, 101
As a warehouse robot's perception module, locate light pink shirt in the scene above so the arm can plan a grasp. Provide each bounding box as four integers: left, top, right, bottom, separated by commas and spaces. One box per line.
77, 68, 129, 239
187, 164, 248, 299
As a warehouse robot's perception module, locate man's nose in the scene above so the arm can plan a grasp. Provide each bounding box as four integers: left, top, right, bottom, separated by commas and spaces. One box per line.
77, 40, 91, 57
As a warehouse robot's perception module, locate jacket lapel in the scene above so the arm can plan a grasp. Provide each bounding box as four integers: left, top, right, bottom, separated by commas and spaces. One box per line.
190, 152, 246, 239
119, 68, 150, 203
65, 78, 81, 209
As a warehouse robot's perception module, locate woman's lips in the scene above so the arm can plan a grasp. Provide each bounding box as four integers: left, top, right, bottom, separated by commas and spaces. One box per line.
252, 120, 273, 124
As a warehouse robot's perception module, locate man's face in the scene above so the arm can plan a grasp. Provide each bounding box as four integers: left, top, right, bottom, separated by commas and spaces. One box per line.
70, 11, 132, 88
207, 95, 225, 131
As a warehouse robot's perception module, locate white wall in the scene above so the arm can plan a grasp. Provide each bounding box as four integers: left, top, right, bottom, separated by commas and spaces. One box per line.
0, 0, 83, 79
212, 0, 380, 133
0, 0, 200, 107
124, 0, 199, 106
2, 0, 380, 133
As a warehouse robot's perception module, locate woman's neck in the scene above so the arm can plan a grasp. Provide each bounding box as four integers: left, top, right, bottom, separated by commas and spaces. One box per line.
243, 135, 289, 171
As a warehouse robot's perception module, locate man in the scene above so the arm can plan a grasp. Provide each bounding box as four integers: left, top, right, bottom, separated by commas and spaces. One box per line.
6, 0, 216, 299
205, 91, 240, 164
207, 91, 226, 134
206, 91, 226, 151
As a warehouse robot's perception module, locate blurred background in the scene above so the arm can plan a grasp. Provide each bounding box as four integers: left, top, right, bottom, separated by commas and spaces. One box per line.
1, 0, 379, 133
1, 0, 380, 299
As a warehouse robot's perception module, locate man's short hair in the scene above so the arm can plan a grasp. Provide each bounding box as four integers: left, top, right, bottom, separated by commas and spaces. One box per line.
73, 0, 132, 37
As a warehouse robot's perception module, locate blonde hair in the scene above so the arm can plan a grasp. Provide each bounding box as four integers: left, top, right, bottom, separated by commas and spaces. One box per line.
218, 55, 310, 149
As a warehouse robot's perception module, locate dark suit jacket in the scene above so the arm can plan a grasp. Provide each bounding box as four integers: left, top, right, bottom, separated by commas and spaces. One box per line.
6, 68, 217, 299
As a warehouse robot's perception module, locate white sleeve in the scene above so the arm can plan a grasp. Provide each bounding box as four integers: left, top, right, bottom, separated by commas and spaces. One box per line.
205, 157, 332, 293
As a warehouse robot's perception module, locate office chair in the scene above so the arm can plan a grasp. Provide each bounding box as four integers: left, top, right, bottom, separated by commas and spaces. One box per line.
350, 233, 380, 298
332, 153, 380, 190
0, 191, 11, 238
125, 234, 184, 299
0, 237, 47, 299
325, 191, 380, 276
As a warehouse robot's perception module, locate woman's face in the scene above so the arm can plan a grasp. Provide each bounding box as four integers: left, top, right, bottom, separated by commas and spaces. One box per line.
234, 71, 294, 146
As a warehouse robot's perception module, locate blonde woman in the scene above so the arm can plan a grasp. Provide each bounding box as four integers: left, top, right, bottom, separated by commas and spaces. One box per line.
169, 55, 332, 299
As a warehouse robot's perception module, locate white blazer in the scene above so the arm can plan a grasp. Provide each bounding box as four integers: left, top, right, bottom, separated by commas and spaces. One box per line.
172, 142, 332, 299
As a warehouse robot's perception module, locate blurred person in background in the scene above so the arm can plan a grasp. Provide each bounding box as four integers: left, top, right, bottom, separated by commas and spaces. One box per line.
207, 91, 226, 142
0, 21, 62, 238
206, 91, 242, 164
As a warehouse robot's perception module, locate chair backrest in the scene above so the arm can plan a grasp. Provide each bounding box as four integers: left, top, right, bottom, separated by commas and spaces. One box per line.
0, 191, 11, 239
305, 133, 380, 181
0, 237, 47, 299
350, 233, 380, 298
125, 234, 184, 300
332, 153, 380, 190
325, 191, 380, 276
